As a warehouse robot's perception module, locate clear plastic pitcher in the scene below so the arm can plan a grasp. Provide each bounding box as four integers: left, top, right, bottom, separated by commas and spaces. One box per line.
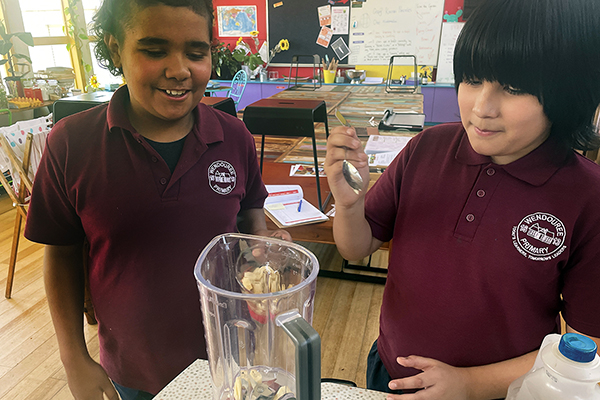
194, 233, 321, 400
506, 333, 600, 400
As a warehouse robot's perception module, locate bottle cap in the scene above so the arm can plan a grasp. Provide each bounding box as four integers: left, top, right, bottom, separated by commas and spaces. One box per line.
558, 333, 597, 363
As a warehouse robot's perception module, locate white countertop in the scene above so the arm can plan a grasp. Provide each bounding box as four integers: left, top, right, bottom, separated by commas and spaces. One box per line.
154, 359, 387, 400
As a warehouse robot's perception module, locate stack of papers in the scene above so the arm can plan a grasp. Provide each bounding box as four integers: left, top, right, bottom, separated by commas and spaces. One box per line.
363, 77, 384, 84
364, 135, 412, 167
264, 185, 329, 228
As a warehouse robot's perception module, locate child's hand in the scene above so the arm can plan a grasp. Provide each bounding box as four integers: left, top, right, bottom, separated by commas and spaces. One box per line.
386, 356, 472, 400
268, 229, 292, 241
64, 357, 120, 400
252, 228, 292, 242
324, 126, 369, 207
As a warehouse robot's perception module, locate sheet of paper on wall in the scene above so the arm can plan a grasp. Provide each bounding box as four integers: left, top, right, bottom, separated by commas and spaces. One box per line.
331, 7, 349, 34
364, 135, 412, 154
318, 5, 331, 26
316, 26, 333, 48
331, 37, 350, 60
264, 185, 329, 228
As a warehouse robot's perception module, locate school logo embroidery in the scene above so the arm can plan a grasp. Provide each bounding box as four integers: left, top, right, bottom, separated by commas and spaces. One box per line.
512, 212, 567, 261
208, 161, 236, 195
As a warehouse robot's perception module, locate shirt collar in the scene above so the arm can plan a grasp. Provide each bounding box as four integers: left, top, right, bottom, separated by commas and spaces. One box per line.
106, 85, 224, 145
455, 127, 572, 186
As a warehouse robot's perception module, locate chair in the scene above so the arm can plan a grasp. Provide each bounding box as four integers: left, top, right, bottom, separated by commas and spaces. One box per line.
1, 131, 34, 299
288, 54, 322, 91
385, 55, 419, 94
228, 69, 247, 110
0, 118, 97, 324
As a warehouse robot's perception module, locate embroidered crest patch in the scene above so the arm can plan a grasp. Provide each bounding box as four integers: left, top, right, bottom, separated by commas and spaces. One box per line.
512, 212, 567, 261
208, 160, 236, 195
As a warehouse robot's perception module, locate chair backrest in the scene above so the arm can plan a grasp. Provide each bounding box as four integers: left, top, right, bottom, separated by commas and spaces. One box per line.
288, 55, 322, 91
229, 69, 247, 109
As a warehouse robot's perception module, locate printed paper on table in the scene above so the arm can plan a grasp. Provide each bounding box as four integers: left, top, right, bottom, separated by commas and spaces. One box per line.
364, 135, 412, 154
264, 185, 329, 228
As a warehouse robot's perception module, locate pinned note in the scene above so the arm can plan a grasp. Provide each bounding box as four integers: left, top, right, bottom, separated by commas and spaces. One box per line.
316, 26, 333, 48
318, 5, 332, 26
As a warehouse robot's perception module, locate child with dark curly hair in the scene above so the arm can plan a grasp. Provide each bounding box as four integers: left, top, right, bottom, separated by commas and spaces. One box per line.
24, 1, 290, 399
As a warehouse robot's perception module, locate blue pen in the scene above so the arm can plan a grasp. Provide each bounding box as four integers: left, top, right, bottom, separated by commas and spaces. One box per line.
298, 200, 303, 212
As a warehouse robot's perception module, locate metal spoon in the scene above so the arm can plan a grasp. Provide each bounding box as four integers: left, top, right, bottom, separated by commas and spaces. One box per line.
342, 152, 363, 195
335, 110, 364, 194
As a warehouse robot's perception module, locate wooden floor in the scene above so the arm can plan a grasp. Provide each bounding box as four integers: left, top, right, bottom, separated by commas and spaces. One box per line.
0, 191, 383, 398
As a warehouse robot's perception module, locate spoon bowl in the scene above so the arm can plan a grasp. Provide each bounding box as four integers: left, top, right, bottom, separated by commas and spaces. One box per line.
342, 158, 363, 194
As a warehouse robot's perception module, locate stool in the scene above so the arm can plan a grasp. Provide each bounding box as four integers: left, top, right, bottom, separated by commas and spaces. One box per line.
243, 98, 329, 211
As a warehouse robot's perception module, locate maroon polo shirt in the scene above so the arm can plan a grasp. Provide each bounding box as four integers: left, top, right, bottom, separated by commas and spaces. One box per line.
25, 86, 267, 393
365, 122, 600, 379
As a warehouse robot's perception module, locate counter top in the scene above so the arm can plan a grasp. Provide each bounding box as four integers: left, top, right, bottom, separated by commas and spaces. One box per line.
154, 359, 387, 400
212, 79, 455, 88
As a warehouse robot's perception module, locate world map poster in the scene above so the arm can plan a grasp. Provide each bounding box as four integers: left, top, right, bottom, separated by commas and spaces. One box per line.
217, 6, 258, 37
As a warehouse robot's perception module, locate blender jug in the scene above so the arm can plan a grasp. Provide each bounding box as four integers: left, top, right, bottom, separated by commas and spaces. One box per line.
195, 233, 321, 400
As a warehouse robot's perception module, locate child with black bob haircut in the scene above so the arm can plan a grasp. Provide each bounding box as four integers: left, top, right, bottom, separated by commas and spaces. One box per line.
25, 0, 290, 399
324, 0, 600, 398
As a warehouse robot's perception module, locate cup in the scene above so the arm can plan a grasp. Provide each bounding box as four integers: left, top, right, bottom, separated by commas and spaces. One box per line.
323, 69, 336, 84
268, 71, 279, 80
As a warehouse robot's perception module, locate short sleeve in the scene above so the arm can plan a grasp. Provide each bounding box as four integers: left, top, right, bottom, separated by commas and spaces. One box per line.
24, 128, 85, 245
364, 135, 419, 243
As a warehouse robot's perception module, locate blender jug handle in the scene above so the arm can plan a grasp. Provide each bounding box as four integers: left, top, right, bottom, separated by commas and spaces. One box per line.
277, 311, 321, 400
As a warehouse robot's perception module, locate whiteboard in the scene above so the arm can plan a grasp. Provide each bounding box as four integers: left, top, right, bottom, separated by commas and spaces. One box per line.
435, 22, 465, 83
348, 0, 445, 66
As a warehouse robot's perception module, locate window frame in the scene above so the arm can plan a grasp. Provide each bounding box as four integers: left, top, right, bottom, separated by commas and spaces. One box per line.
1, 0, 95, 90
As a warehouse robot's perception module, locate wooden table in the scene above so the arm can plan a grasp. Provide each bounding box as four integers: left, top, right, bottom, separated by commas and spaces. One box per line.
262, 162, 388, 284
262, 161, 334, 244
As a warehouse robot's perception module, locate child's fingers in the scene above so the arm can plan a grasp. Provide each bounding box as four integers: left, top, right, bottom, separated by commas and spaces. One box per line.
330, 126, 359, 139
327, 132, 362, 151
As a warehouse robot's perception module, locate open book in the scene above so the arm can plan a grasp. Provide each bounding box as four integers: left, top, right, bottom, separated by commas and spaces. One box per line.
264, 185, 329, 228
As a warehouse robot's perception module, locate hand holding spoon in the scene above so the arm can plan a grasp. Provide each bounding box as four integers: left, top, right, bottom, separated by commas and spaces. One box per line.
335, 110, 364, 194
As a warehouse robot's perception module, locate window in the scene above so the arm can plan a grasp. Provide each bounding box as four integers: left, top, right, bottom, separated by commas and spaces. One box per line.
18, 0, 64, 37
82, 0, 102, 31
29, 44, 72, 72
3, 0, 123, 90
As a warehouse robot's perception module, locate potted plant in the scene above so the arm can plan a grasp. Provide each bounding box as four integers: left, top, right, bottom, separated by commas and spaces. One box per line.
0, 20, 34, 97
211, 40, 241, 80
232, 31, 265, 78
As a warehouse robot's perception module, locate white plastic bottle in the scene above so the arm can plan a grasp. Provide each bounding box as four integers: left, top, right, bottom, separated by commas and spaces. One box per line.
506, 333, 600, 400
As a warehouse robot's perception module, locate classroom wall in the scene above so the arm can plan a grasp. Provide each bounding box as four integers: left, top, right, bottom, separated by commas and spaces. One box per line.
212, 0, 464, 80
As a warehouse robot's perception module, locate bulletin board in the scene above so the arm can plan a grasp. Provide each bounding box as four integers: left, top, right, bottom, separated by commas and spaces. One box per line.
267, 0, 351, 65
348, 0, 445, 66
